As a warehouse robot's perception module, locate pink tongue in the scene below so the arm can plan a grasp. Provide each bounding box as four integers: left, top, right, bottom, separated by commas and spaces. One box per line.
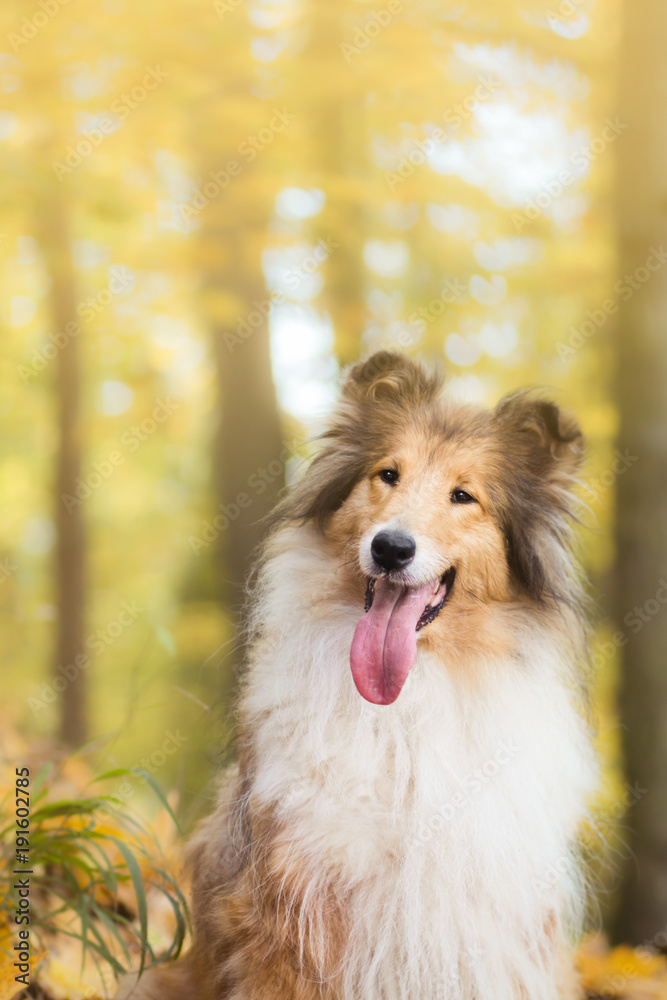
350, 578, 435, 705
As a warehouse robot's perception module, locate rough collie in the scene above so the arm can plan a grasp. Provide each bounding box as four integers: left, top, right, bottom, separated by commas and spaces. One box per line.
120, 351, 597, 1000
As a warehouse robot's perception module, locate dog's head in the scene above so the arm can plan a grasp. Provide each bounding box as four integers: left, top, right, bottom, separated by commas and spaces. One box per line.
280, 352, 584, 705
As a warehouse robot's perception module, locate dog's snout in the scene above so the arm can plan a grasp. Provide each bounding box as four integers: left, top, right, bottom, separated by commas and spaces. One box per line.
371, 530, 416, 573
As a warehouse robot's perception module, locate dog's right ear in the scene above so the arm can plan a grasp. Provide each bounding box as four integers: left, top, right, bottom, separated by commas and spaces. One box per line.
342, 351, 443, 406
273, 352, 442, 532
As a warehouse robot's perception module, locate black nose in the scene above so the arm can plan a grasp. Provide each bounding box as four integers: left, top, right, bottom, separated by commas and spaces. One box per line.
371, 530, 416, 573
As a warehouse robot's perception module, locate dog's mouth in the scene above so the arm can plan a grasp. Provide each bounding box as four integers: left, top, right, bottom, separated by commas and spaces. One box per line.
364, 566, 456, 629
350, 567, 456, 706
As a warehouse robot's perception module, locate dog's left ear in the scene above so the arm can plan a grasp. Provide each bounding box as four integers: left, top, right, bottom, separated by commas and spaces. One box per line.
493, 395, 584, 601
494, 393, 584, 484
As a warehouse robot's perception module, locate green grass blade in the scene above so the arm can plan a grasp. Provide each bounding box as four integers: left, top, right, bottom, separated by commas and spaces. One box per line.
107, 836, 149, 975
132, 768, 181, 834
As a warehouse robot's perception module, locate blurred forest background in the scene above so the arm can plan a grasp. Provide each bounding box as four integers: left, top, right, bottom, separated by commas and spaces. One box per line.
2, 0, 667, 993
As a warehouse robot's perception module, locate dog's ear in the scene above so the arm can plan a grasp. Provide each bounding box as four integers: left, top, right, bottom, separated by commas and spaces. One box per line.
493, 394, 584, 602
342, 351, 443, 406
273, 352, 443, 531
494, 393, 584, 484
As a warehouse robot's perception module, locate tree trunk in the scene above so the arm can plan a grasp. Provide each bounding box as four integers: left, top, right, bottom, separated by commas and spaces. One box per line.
202, 221, 284, 609
614, 0, 667, 944
42, 201, 87, 747
306, 1, 367, 366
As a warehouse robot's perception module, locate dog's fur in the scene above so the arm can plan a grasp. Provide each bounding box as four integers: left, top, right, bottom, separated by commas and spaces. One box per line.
118, 352, 597, 1000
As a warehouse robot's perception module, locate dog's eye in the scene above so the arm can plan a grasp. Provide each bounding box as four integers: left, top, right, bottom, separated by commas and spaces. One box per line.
451, 489, 476, 504
379, 469, 399, 485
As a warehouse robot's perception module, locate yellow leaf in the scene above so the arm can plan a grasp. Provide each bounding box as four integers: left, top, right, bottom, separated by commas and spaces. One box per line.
577, 934, 667, 997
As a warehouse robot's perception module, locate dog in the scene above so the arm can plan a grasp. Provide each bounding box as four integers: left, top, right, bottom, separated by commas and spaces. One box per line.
119, 351, 597, 1000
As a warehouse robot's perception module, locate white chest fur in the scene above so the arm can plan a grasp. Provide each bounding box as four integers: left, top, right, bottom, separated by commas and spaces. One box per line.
241, 535, 596, 1000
